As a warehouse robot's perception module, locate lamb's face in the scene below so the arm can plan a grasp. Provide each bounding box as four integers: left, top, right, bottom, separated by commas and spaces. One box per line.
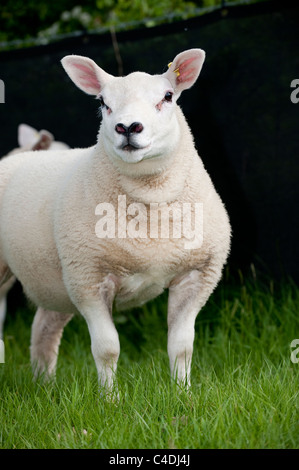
99, 73, 180, 164
61, 49, 205, 170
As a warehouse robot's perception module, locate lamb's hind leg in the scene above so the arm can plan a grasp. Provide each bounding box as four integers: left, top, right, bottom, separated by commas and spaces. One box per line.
30, 308, 73, 379
0, 276, 16, 339
0, 262, 15, 339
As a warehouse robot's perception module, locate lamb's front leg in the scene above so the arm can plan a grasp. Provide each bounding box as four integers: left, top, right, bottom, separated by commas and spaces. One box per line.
167, 269, 217, 389
78, 275, 120, 397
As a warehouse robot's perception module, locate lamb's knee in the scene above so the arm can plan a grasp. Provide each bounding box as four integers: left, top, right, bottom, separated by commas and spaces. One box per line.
90, 327, 120, 389
168, 326, 194, 384
168, 343, 193, 371
168, 325, 195, 356
91, 333, 120, 367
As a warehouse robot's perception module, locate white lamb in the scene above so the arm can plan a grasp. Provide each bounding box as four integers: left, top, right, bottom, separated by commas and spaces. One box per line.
6, 123, 70, 155
0, 49, 231, 395
0, 124, 69, 338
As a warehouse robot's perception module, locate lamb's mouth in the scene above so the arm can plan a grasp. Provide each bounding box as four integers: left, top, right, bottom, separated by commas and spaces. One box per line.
120, 143, 150, 152
122, 144, 139, 152
115, 142, 152, 162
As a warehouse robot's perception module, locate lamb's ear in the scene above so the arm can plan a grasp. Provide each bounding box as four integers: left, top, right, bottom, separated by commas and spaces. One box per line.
163, 49, 205, 95
61, 55, 114, 96
32, 130, 54, 150
18, 123, 39, 148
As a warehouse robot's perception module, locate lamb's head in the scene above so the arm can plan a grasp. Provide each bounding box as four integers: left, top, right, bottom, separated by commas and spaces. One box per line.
61, 49, 205, 171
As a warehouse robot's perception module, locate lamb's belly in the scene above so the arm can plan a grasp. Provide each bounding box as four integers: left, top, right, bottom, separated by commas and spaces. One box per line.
18, 264, 76, 313
115, 269, 172, 311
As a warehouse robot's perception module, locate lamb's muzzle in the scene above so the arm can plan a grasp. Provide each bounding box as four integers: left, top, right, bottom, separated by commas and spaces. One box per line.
115, 122, 144, 152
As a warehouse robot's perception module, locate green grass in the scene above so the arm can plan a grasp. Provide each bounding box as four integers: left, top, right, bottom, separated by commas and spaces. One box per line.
0, 271, 298, 449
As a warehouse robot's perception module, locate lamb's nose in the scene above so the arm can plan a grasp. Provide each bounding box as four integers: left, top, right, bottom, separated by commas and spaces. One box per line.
115, 122, 144, 135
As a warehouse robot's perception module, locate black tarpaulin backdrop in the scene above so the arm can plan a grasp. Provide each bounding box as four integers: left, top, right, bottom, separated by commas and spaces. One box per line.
0, 1, 298, 287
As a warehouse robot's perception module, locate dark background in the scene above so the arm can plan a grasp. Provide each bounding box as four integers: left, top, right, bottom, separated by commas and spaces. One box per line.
0, 0, 298, 286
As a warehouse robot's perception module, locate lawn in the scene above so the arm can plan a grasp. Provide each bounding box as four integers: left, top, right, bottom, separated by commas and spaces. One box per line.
0, 270, 298, 449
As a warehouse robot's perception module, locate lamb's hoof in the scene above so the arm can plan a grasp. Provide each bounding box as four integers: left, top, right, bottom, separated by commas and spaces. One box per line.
31, 361, 55, 384
99, 385, 120, 404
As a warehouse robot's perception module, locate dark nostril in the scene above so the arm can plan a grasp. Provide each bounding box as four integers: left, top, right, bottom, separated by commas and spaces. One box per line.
115, 123, 128, 134
129, 122, 143, 134
115, 122, 144, 135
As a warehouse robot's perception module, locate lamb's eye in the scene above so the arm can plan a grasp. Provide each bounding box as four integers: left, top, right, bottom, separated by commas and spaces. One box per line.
99, 96, 106, 107
98, 95, 112, 114
156, 91, 174, 111
164, 91, 173, 102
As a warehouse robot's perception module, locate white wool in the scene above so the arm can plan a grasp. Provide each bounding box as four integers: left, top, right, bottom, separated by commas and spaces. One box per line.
0, 50, 231, 394
0, 124, 70, 338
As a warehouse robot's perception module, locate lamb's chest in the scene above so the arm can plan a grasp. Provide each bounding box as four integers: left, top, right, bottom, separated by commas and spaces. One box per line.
115, 266, 174, 310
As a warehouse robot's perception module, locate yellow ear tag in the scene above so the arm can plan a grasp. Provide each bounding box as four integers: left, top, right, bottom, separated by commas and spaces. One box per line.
168, 62, 180, 77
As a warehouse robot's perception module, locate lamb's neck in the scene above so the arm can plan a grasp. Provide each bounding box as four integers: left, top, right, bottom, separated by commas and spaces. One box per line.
94, 115, 198, 204
115, 152, 190, 204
